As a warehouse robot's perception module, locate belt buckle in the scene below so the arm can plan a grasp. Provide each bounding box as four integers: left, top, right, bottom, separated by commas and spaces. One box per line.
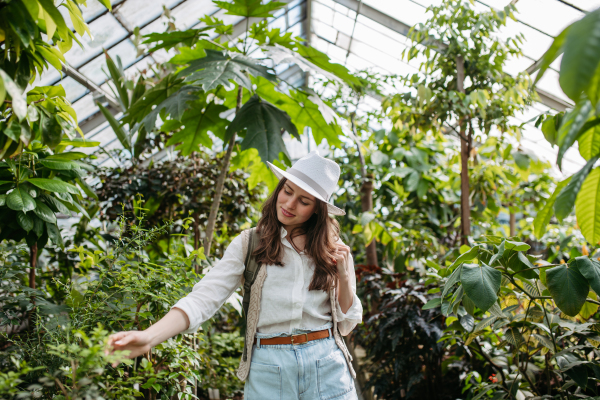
291, 333, 309, 345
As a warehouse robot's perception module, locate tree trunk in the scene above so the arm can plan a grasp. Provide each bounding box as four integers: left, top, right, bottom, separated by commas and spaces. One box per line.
28, 243, 38, 330
203, 85, 243, 257
351, 113, 378, 267
510, 210, 516, 237
456, 55, 471, 245
193, 211, 200, 273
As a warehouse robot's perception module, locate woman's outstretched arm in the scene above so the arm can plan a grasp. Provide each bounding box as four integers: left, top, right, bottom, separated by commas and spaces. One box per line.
106, 307, 189, 366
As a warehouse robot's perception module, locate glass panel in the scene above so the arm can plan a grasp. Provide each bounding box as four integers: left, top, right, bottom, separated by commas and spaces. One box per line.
499, 18, 554, 61
140, 0, 218, 35
82, 0, 110, 22
64, 14, 128, 68
61, 76, 89, 102
362, 0, 428, 26
566, 0, 600, 12
72, 93, 100, 123
352, 21, 408, 59
314, 20, 338, 43
514, 0, 584, 37
314, 1, 335, 25
115, 0, 184, 31
78, 40, 140, 86
332, 9, 356, 36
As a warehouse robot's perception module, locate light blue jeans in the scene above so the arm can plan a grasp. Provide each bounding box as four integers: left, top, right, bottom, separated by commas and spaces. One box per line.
244, 324, 358, 400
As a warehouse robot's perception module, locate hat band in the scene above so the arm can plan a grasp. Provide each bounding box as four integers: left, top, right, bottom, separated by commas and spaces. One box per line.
286, 168, 330, 201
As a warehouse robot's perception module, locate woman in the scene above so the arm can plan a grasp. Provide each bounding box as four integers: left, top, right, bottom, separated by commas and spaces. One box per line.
107, 151, 363, 399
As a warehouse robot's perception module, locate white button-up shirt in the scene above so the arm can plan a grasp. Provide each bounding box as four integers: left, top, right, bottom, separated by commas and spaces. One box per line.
172, 227, 363, 335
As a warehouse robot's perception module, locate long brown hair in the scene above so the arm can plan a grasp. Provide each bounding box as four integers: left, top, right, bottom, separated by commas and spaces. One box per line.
253, 178, 341, 292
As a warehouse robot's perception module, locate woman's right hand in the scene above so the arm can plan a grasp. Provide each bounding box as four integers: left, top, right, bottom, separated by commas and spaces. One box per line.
106, 331, 152, 367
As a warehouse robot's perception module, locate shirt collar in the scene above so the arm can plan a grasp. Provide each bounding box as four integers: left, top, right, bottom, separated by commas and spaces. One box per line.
280, 226, 288, 239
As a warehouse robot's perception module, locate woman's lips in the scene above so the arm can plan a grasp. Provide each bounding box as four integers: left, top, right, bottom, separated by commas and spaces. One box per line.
281, 207, 295, 217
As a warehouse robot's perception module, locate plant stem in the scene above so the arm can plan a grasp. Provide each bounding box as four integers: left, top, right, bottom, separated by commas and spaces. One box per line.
541, 301, 567, 400
203, 85, 243, 256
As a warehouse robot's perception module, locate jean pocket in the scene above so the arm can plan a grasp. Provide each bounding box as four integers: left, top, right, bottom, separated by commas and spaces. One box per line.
317, 348, 354, 400
244, 361, 282, 400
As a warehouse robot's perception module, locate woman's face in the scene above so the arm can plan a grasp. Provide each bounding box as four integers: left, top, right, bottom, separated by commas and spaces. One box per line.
276, 180, 318, 228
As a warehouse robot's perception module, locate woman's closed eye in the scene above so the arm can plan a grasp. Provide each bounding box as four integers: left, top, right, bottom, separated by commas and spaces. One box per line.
285, 188, 309, 205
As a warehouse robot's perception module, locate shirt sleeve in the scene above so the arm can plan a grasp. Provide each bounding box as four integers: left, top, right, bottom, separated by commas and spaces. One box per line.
171, 233, 245, 334
334, 241, 363, 336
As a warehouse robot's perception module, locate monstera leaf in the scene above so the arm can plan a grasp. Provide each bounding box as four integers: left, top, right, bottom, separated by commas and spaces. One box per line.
165, 100, 228, 156
178, 49, 275, 91
214, 0, 285, 17
225, 94, 299, 163
142, 85, 201, 131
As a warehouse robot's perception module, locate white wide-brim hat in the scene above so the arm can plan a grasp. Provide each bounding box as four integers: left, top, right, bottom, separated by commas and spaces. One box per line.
267, 151, 345, 216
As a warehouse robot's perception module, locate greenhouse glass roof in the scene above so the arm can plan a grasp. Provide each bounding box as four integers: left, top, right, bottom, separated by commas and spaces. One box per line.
34, 0, 596, 175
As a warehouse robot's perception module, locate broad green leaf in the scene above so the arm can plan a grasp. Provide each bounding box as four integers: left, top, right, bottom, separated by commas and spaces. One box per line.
124, 74, 182, 126
534, 25, 569, 85
422, 298, 441, 310
45, 152, 88, 160
75, 178, 98, 200
17, 211, 33, 232
541, 115, 559, 146
0, 70, 27, 120
579, 123, 600, 160
460, 314, 474, 331
98, 104, 131, 151
294, 43, 362, 87
460, 263, 501, 312
504, 327, 524, 347
42, 194, 71, 215
58, 138, 100, 147
557, 100, 593, 168
33, 200, 57, 224
463, 293, 475, 316
38, 159, 80, 170
214, 0, 286, 17
142, 28, 211, 52
534, 177, 571, 238
575, 167, 600, 244
96, 0, 111, 9
142, 85, 201, 131
46, 222, 64, 249
546, 264, 589, 317
254, 77, 342, 147
473, 316, 497, 333
488, 240, 505, 266
504, 240, 530, 252
448, 245, 480, 270
179, 49, 275, 91
26, 178, 80, 195
165, 100, 228, 156
579, 291, 599, 320
572, 256, 600, 297
40, 113, 62, 149
7, 186, 36, 212
555, 155, 600, 221
247, 159, 278, 191
442, 264, 463, 298
556, 353, 589, 389
225, 94, 299, 163
559, 8, 600, 101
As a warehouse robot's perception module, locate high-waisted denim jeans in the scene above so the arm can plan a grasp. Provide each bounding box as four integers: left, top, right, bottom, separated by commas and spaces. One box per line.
244, 325, 358, 400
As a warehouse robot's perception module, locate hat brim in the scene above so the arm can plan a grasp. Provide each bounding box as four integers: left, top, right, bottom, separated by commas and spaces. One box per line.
267, 162, 346, 216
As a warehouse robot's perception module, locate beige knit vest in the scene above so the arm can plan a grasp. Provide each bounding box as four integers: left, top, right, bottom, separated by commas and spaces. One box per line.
236, 229, 356, 381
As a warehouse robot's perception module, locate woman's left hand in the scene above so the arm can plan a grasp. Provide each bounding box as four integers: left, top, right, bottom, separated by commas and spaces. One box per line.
333, 244, 352, 279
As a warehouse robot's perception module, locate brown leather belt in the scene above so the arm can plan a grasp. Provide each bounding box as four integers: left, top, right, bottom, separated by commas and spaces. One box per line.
253, 329, 330, 345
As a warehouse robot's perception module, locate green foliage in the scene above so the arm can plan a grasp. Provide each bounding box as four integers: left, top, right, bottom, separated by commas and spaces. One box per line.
214, 0, 286, 18
424, 236, 600, 398
225, 94, 299, 163
95, 153, 260, 259
178, 49, 276, 91
533, 8, 600, 245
